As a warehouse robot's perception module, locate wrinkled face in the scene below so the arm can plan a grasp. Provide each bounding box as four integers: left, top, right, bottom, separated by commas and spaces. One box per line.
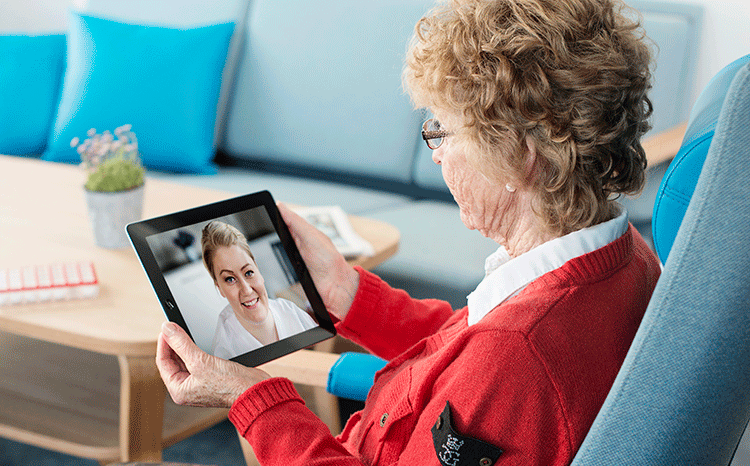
430, 115, 512, 239
212, 244, 269, 323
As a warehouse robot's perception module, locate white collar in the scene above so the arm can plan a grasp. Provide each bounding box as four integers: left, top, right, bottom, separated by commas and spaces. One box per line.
467, 204, 629, 326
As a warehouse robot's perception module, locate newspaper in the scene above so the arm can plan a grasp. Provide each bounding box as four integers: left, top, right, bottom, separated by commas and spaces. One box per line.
293, 205, 375, 258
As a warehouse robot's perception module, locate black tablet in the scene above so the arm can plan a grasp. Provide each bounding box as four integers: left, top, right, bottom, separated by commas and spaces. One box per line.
127, 190, 335, 367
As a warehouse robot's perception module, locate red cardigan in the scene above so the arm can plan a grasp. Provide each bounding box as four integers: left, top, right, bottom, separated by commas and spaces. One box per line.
229, 225, 661, 465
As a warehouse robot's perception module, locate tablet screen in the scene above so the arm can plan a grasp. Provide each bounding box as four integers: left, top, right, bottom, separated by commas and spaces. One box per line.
127, 191, 335, 367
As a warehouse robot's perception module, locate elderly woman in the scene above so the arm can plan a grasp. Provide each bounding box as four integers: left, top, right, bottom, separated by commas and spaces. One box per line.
155, 0, 661, 464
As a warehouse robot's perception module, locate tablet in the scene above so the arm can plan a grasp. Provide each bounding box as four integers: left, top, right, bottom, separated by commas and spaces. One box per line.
127, 190, 335, 367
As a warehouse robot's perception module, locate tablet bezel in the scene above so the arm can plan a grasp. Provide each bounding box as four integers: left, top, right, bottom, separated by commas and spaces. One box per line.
127, 190, 336, 367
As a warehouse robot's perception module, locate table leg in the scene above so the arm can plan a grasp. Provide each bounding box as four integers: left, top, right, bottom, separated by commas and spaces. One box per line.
311, 338, 342, 434
117, 355, 166, 462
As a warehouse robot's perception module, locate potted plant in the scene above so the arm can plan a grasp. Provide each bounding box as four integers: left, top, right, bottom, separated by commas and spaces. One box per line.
72, 125, 145, 249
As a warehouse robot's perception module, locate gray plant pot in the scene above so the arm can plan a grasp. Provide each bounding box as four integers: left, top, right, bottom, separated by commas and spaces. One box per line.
85, 184, 144, 249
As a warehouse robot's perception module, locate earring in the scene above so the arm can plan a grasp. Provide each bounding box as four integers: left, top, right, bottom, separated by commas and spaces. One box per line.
505, 184, 516, 193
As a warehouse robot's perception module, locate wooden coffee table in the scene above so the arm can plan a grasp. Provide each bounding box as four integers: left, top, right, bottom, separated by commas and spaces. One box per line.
0, 155, 399, 463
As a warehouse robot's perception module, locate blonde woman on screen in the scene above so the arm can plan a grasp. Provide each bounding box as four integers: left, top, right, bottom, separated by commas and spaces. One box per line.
201, 221, 316, 359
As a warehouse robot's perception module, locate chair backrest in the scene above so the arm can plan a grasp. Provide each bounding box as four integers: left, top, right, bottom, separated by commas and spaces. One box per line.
571, 58, 750, 465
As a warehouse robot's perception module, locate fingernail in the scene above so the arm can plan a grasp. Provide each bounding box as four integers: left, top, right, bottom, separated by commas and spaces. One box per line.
162, 321, 176, 336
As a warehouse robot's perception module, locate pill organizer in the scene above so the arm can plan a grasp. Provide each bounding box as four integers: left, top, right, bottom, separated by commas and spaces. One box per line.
0, 262, 99, 306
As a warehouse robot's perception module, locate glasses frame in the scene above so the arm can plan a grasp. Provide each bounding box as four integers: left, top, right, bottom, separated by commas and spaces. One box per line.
421, 118, 452, 150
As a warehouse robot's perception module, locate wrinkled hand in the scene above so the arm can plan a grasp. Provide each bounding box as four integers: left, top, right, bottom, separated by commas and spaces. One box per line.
278, 202, 360, 320
156, 322, 270, 408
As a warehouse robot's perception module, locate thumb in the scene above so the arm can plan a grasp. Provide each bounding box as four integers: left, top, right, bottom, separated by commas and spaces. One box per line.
161, 322, 201, 364
277, 203, 304, 240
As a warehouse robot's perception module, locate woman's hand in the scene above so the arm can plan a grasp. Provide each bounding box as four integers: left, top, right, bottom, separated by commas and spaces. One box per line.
277, 202, 360, 320
156, 322, 270, 408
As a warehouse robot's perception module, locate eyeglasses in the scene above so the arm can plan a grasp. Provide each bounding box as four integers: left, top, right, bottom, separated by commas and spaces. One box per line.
421, 118, 452, 150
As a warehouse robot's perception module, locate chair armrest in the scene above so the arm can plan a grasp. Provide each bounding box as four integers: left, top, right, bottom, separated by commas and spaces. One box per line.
258, 349, 341, 387
642, 122, 688, 167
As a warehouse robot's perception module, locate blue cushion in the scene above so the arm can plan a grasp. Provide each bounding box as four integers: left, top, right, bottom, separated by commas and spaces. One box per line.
43, 12, 234, 173
652, 54, 750, 263
0, 34, 66, 155
327, 352, 387, 402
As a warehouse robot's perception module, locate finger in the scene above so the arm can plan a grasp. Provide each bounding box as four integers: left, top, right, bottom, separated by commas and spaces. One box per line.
277, 202, 299, 229
279, 202, 338, 256
277, 202, 312, 242
156, 333, 192, 403
278, 202, 330, 240
160, 322, 202, 371
276, 201, 295, 222
156, 330, 184, 372
156, 331, 174, 372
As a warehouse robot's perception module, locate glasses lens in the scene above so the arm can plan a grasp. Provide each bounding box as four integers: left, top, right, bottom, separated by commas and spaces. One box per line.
423, 119, 444, 149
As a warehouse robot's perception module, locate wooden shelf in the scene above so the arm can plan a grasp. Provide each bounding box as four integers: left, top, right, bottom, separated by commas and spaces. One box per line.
0, 331, 227, 462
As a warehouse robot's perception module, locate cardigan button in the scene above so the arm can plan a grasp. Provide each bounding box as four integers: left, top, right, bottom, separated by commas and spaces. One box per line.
379, 413, 389, 427
480, 458, 492, 466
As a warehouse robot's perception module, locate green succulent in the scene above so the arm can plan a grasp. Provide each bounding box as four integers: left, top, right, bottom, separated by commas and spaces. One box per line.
85, 155, 145, 192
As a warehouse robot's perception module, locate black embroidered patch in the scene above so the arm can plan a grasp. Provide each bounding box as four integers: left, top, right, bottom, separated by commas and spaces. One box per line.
431, 401, 503, 466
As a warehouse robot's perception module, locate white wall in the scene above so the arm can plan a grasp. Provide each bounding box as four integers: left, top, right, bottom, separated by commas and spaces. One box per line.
0, 0, 242, 31
0, 0, 77, 32
662, 0, 750, 108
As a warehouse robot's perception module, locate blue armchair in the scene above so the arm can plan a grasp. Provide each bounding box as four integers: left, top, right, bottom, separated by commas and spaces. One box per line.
572, 55, 750, 465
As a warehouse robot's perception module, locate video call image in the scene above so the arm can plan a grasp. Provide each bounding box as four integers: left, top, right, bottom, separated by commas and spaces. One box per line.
145, 206, 319, 359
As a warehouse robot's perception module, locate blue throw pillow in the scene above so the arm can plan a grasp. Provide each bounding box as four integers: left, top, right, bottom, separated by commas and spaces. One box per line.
44, 12, 234, 173
0, 34, 66, 155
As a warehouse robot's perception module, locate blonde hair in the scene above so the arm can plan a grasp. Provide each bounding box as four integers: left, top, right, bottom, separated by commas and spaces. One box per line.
404, 0, 653, 234
201, 221, 255, 282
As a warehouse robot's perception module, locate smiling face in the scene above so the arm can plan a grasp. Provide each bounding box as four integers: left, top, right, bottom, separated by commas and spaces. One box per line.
212, 244, 270, 324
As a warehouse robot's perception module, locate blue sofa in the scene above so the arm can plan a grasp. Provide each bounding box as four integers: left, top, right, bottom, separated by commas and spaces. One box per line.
1, 0, 702, 308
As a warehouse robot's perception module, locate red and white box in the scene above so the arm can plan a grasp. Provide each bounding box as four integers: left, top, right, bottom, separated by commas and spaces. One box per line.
0, 262, 99, 306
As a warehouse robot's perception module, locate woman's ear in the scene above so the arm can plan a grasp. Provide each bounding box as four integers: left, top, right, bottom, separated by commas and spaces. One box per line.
523, 137, 539, 184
